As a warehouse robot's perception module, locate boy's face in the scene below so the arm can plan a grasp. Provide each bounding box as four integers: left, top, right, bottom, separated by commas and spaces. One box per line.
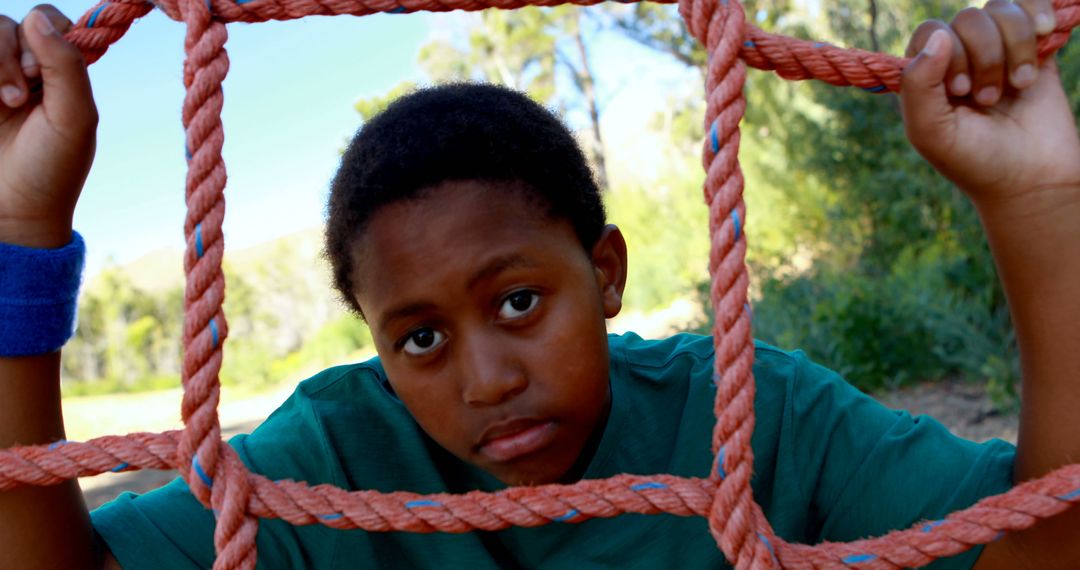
352, 180, 626, 485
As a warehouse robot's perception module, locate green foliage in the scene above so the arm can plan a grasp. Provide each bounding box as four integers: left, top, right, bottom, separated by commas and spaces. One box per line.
613, 0, 1079, 408
419, 8, 558, 104
605, 152, 709, 312
410, 7, 611, 186
731, 0, 1030, 406
354, 81, 419, 121
221, 314, 373, 389
62, 232, 374, 397
745, 244, 1018, 403
62, 267, 184, 396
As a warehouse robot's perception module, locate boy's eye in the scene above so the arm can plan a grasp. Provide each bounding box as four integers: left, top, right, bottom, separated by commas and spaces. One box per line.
402, 328, 445, 356
497, 290, 540, 320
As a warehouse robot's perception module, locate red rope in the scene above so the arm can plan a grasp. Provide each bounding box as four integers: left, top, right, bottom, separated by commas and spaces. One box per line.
3, 0, 1078, 568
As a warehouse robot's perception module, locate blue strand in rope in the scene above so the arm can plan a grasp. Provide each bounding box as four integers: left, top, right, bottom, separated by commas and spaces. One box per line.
731, 209, 741, 240
386, 6, 409, 13
552, 510, 579, 522
842, 554, 876, 564
110, 462, 129, 473
48, 440, 69, 451
1058, 487, 1080, 501
195, 223, 205, 258
405, 500, 441, 509
922, 519, 946, 532
320, 513, 343, 520
87, 3, 108, 28
862, 85, 887, 93
710, 121, 720, 154
715, 446, 727, 479
757, 532, 779, 565
192, 456, 214, 487
743, 40, 756, 48
630, 482, 668, 491
210, 318, 219, 347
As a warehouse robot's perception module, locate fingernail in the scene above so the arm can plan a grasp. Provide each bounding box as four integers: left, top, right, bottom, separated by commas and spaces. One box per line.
21, 50, 38, 72
1, 85, 23, 106
951, 74, 971, 96
976, 86, 999, 106
1012, 64, 1036, 87
33, 11, 56, 36
1036, 12, 1055, 35
924, 29, 947, 56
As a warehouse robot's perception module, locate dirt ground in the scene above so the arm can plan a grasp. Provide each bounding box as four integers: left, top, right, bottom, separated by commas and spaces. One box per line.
78, 378, 1017, 510
877, 379, 1018, 445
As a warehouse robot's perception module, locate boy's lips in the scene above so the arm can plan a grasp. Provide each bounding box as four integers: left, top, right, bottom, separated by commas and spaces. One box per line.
477, 418, 558, 463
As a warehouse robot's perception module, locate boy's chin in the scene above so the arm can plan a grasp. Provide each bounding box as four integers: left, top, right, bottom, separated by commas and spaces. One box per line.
483, 454, 581, 487
490, 465, 570, 487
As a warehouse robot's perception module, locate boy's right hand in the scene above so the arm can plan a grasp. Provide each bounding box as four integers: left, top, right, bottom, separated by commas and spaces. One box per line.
0, 6, 95, 249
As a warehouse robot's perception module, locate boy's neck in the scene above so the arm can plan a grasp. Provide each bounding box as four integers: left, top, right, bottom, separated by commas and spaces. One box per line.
559, 389, 613, 484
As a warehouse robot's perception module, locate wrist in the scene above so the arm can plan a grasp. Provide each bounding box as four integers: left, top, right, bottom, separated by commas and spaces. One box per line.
973, 185, 1080, 237
0, 232, 85, 357
0, 218, 73, 249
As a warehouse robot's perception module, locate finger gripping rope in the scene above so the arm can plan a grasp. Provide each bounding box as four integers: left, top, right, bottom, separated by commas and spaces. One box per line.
7, 0, 1078, 568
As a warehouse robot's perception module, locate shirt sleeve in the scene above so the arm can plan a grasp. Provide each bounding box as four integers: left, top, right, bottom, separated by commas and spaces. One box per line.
91, 389, 345, 570
788, 351, 1015, 570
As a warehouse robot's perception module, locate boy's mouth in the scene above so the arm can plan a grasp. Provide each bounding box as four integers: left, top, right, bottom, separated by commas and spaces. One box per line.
477, 419, 558, 463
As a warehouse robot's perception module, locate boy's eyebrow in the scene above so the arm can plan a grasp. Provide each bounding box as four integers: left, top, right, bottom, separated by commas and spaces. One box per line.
378, 302, 439, 331
466, 254, 537, 292
377, 255, 539, 330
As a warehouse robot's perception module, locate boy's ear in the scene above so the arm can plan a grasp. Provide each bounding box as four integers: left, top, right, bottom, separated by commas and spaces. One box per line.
589, 225, 628, 319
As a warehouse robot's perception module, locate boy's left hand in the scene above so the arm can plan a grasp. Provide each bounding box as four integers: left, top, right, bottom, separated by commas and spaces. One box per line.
900, 0, 1080, 209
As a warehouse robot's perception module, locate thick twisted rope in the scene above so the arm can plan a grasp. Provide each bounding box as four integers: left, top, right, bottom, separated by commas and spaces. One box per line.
2, 0, 1078, 568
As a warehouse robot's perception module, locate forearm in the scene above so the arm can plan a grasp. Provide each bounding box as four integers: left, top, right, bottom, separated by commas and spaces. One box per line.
0, 229, 102, 570
974, 186, 1080, 568
0, 353, 102, 569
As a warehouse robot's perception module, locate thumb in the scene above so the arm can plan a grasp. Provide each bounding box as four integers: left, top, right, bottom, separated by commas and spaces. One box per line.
900, 29, 955, 155
21, 9, 96, 133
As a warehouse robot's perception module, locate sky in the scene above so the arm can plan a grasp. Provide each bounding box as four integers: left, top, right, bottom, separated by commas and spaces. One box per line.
8, 1, 701, 276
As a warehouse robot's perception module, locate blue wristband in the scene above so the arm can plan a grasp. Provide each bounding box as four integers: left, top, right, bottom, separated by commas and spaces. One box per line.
0, 232, 85, 357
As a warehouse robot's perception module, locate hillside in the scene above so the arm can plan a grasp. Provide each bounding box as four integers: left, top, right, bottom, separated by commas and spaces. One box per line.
64, 225, 370, 396
91, 226, 329, 295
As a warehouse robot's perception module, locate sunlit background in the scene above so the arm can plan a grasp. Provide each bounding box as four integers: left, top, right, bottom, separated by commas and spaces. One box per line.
8, 1, 1077, 499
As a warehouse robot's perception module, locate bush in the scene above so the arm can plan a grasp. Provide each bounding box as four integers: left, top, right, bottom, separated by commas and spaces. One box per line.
694, 243, 1020, 408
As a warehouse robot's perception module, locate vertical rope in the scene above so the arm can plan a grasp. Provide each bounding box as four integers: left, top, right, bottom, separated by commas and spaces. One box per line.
174, 0, 258, 566
679, 0, 779, 566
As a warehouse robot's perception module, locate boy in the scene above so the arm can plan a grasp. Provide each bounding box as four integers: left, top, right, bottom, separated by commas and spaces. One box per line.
1, 1, 1078, 568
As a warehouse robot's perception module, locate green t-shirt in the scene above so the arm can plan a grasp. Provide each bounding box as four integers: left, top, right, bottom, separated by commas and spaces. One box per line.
92, 333, 1014, 569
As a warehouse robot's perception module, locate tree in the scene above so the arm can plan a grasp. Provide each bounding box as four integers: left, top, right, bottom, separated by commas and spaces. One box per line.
606, 0, 1077, 400
363, 7, 612, 189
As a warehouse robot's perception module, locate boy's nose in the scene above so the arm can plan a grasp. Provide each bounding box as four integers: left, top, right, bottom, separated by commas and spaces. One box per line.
459, 333, 528, 406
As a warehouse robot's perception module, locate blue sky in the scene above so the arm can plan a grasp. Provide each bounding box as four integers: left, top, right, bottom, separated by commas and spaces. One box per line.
9, 1, 701, 275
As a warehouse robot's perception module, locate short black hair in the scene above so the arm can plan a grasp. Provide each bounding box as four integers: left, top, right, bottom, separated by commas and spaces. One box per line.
325, 83, 605, 316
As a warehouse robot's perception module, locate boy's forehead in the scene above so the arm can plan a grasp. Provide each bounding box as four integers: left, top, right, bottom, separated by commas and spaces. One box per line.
372, 180, 543, 232
351, 181, 583, 310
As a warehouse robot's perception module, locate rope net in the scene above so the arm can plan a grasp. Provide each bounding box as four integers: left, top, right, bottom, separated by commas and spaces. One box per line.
3, 0, 1080, 567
